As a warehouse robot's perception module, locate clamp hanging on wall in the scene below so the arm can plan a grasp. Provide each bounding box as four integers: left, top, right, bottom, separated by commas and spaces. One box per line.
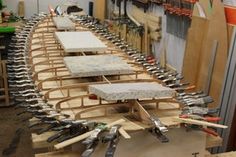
163, 0, 198, 39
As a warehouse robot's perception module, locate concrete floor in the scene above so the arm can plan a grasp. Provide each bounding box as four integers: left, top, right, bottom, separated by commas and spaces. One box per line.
0, 105, 34, 157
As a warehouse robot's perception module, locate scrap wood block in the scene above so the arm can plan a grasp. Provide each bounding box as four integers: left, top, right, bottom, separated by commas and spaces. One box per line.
89, 82, 175, 101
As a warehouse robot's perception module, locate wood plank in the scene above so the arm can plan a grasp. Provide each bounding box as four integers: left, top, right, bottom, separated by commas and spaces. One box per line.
36, 151, 79, 157
182, 16, 207, 85
94, 0, 106, 21
196, 0, 228, 108
173, 117, 228, 129
183, 0, 228, 108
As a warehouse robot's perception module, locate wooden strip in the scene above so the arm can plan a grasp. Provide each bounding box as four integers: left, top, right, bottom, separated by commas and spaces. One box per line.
196, 0, 228, 108
173, 117, 228, 129
35, 151, 79, 157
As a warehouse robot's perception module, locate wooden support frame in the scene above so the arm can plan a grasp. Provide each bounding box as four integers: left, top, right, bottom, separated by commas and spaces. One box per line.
32, 66, 67, 82
25, 15, 224, 157
30, 59, 64, 73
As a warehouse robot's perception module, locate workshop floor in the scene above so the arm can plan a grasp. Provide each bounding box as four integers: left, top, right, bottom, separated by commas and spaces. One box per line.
0, 104, 34, 157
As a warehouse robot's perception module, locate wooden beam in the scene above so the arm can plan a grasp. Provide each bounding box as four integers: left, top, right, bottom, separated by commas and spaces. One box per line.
173, 117, 228, 129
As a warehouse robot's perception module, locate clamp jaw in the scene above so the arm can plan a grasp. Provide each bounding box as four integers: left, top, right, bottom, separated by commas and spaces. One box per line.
102, 125, 122, 157
81, 123, 107, 157
149, 117, 169, 143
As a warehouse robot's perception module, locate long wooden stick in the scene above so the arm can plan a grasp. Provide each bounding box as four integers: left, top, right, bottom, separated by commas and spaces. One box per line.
54, 119, 126, 150
132, 100, 151, 122
173, 117, 228, 129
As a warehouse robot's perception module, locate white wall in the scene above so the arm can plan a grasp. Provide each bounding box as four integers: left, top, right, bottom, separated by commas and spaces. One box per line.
3, 0, 94, 18
151, 5, 186, 73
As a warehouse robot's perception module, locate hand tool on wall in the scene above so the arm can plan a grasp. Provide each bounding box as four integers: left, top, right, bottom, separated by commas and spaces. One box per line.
163, 0, 196, 39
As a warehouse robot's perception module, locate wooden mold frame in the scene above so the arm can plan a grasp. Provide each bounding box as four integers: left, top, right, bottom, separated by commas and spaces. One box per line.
27, 16, 223, 156
27, 15, 181, 123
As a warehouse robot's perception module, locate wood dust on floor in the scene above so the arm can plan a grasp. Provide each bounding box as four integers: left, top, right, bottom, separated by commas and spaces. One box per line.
0, 104, 34, 157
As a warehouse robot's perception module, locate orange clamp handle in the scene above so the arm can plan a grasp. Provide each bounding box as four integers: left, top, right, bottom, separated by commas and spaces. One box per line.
202, 128, 218, 137
204, 117, 221, 122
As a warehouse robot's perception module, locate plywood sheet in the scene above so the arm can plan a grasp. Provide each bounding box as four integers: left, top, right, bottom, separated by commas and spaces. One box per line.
196, 0, 228, 108
183, 0, 228, 108
94, 0, 106, 21
182, 16, 207, 85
